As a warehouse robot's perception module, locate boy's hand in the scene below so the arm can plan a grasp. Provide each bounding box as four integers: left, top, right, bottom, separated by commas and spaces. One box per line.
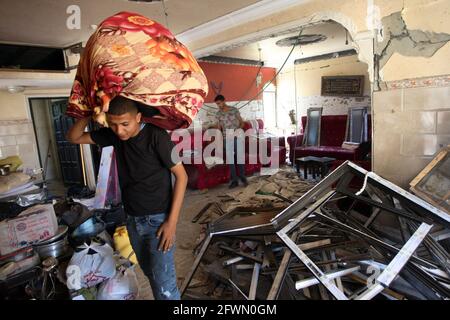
156, 220, 177, 252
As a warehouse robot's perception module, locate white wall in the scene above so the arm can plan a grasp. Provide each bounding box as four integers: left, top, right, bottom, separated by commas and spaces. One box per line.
373, 82, 450, 187
0, 119, 38, 172
276, 55, 371, 133
0, 90, 71, 174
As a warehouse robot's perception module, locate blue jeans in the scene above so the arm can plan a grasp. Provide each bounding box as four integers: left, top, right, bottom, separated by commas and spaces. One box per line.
126, 213, 180, 300
225, 136, 246, 182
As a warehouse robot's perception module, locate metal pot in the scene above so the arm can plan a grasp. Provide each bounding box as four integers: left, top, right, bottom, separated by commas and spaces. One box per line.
33, 236, 70, 259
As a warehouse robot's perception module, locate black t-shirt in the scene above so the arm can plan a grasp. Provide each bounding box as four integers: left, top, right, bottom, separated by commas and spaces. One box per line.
90, 124, 180, 216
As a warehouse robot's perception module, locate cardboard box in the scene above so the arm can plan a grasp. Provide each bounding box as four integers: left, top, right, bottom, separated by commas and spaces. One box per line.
0, 204, 58, 256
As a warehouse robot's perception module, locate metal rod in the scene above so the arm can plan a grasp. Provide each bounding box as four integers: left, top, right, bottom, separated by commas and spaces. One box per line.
277, 231, 348, 300
295, 266, 360, 290
279, 190, 336, 235
249, 262, 261, 300
431, 229, 450, 242
314, 211, 437, 269
180, 235, 212, 296
267, 231, 299, 300
223, 256, 244, 266
228, 279, 249, 300
364, 208, 381, 228
218, 245, 264, 264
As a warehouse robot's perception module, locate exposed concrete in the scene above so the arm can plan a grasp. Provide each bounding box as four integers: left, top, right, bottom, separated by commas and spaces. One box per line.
376, 12, 450, 70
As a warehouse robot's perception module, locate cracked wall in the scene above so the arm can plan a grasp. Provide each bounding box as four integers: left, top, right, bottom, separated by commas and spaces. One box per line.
376, 0, 450, 82
376, 12, 450, 70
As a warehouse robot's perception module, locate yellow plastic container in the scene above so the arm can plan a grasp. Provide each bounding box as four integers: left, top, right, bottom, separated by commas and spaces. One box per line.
113, 226, 137, 265
0, 156, 23, 172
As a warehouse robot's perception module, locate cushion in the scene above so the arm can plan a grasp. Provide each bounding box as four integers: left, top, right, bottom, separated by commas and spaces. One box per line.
342, 142, 360, 150
294, 146, 357, 161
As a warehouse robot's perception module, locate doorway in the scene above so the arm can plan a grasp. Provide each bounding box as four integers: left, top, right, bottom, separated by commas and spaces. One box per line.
29, 98, 100, 195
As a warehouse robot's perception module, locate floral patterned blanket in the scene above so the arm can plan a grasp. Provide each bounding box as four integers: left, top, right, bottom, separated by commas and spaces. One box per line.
67, 12, 208, 130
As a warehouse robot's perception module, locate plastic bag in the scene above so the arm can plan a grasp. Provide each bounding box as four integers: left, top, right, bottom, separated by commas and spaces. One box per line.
66, 240, 116, 290
15, 189, 47, 207
97, 266, 139, 300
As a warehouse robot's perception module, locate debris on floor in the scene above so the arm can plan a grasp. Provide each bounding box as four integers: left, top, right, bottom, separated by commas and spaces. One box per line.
190, 170, 316, 262
182, 161, 450, 300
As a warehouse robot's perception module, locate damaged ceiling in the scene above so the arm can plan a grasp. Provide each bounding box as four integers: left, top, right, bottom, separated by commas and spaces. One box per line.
215, 21, 355, 68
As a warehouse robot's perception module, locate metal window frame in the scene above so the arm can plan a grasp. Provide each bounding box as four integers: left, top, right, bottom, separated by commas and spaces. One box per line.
276, 210, 433, 300
180, 161, 449, 298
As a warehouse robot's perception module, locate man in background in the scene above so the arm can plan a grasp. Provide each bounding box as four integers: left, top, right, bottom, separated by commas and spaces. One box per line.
214, 95, 248, 189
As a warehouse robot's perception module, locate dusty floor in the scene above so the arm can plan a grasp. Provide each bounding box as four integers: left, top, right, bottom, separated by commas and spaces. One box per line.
136, 166, 289, 300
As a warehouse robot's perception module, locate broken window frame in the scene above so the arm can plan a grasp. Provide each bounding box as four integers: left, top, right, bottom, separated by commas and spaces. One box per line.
180, 161, 450, 299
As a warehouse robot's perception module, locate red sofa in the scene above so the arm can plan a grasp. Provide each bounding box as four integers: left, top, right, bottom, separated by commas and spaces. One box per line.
287, 115, 371, 164
170, 119, 286, 189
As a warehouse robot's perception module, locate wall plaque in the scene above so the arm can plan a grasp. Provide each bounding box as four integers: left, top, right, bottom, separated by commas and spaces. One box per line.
321, 76, 364, 97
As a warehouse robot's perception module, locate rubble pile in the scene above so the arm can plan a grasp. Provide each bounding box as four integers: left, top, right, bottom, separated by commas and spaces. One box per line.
182, 162, 450, 300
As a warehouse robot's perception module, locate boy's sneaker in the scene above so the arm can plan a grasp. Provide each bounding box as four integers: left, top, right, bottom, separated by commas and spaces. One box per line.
229, 181, 239, 189
240, 177, 249, 187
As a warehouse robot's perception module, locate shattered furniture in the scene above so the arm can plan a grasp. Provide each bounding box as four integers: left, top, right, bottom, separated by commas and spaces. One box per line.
181, 161, 450, 300
287, 115, 372, 164
410, 145, 450, 214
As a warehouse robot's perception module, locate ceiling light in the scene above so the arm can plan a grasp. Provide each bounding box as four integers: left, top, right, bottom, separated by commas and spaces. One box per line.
276, 34, 327, 47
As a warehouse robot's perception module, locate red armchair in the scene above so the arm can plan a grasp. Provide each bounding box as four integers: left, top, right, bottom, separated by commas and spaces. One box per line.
170, 125, 261, 190
287, 115, 371, 164
170, 119, 286, 189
